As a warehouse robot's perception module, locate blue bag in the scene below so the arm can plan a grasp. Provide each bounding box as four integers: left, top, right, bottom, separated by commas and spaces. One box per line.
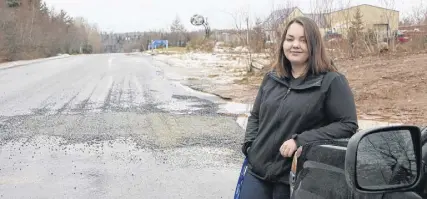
233, 158, 249, 199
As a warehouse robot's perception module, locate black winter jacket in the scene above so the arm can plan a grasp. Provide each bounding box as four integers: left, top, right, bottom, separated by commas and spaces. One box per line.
242, 70, 358, 184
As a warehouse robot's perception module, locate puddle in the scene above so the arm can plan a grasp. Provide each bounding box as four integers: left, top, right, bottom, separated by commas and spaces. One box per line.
170, 81, 224, 103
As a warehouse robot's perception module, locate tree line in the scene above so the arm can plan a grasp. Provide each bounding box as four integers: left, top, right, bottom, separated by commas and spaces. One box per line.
0, 0, 102, 62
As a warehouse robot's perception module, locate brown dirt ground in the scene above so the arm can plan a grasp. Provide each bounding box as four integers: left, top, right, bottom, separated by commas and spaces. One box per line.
221, 52, 427, 125
338, 52, 427, 125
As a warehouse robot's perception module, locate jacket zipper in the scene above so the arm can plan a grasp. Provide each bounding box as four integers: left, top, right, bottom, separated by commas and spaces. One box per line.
284, 88, 291, 100
268, 87, 292, 179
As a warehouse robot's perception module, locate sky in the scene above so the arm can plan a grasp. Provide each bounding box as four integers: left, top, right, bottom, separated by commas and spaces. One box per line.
43, 0, 424, 33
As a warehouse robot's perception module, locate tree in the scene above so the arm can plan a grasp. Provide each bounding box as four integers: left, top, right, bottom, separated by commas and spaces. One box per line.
170, 15, 187, 46
379, 0, 396, 50
262, 1, 296, 63
357, 130, 417, 186
0, 1, 101, 61
350, 8, 364, 34
348, 7, 364, 57
310, 0, 335, 30
409, 3, 427, 25
6, 0, 21, 8
170, 15, 186, 33
400, 17, 414, 26
251, 17, 266, 53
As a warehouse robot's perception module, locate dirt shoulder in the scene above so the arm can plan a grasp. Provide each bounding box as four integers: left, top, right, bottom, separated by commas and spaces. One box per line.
338, 53, 427, 125
150, 51, 427, 125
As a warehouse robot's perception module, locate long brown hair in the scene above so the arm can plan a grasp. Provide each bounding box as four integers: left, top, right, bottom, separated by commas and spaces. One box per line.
272, 16, 337, 78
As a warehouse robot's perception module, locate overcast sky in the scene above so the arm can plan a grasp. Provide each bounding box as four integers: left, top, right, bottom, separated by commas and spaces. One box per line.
43, 0, 423, 33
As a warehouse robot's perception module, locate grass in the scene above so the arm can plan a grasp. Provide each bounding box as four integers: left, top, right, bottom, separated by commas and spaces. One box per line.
146, 47, 188, 54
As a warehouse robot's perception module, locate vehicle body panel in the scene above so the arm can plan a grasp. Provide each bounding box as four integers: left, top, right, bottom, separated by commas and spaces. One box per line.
418, 127, 427, 197
291, 127, 427, 199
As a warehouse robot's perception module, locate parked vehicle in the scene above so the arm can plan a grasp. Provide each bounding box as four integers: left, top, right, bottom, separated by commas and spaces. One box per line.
324, 32, 343, 41
395, 30, 411, 43
290, 125, 426, 199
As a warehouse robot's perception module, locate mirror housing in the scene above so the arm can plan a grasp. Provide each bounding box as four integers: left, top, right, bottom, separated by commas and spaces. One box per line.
345, 125, 423, 194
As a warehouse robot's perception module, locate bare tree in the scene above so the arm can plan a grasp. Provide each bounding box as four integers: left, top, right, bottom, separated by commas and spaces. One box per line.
309, 0, 337, 57
251, 17, 266, 53
400, 16, 414, 26
245, 15, 253, 72
409, 3, 427, 25
87, 24, 103, 53
262, 1, 296, 64
264, 1, 295, 45
380, 0, 396, 50
309, 0, 335, 29
333, 0, 354, 57
225, 7, 250, 46
357, 131, 417, 186
170, 15, 187, 47
219, 6, 255, 72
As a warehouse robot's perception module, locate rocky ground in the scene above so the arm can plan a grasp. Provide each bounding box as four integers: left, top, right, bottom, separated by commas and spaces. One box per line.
149, 50, 427, 126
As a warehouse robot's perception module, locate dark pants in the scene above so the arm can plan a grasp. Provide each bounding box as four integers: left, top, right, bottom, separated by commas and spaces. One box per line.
239, 171, 291, 199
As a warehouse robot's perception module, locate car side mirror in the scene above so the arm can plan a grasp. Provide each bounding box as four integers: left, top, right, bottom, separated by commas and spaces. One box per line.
345, 125, 423, 194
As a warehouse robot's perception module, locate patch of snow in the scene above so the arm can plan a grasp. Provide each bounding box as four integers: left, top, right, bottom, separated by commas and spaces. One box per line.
0, 54, 71, 70
235, 111, 402, 132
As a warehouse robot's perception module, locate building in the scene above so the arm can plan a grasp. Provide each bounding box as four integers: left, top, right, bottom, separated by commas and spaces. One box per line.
263, 7, 305, 44
264, 4, 399, 42
326, 4, 399, 39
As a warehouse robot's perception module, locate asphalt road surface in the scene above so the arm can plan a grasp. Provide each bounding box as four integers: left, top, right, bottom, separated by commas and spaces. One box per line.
0, 54, 245, 199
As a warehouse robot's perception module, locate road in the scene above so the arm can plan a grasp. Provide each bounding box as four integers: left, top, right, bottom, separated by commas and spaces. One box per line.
0, 54, 245, 198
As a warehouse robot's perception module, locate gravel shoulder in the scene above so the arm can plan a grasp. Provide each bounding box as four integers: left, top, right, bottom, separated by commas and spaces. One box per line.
150, 51, 427, 126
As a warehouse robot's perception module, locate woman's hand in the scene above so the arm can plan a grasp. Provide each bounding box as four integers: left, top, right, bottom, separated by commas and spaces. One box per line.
280, 139, 297, 158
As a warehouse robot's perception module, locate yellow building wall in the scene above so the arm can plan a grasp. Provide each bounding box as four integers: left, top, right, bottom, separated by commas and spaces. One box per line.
326, 4, 399, 37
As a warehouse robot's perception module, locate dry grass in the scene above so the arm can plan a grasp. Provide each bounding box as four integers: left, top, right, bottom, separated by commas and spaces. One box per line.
147, 47, 188, 55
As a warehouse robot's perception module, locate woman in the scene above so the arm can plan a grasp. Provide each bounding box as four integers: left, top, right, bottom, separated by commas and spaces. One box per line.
239, 16, 358, 198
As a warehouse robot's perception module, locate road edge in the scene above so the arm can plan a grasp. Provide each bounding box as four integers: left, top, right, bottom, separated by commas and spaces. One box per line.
0, 55, 72, 71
